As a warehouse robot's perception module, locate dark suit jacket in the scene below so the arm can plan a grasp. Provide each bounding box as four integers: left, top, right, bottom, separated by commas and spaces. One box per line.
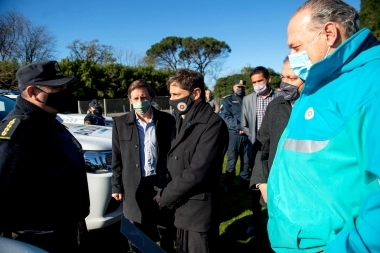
111, 107, 175, 223
160, 102, 229, 233
249, 96, 292, 205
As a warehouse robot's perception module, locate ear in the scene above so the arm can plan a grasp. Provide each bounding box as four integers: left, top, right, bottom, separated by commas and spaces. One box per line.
324, 22, 340, 47
192, 87, 201, 101
24, 86, 36, 99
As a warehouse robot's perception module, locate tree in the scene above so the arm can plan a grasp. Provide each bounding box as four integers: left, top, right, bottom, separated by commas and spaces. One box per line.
58, 59, 173, 100
0, 11, 56, 64
0, 59, 19, 89
17, 23, 57, 64
360, 0, 380, 39
113, 48, 145, 67
146, 36, 231, 77
0, 12, 24, 61
67, 39, 116, 64
213, 66, 281, 99
213, 74, 250, 99
146, 36, 183, 71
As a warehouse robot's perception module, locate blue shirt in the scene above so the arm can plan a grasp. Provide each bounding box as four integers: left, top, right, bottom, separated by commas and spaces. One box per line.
135, 113, 157, 177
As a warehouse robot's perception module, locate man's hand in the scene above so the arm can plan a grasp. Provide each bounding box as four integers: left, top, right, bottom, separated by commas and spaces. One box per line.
112, 193, 123, 201
259, 183, 268, 203
153, 186, 165, 208
239, 130, 245, 135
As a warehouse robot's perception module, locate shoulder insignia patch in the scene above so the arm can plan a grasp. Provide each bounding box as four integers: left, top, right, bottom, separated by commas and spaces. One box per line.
0, 118, 22, 140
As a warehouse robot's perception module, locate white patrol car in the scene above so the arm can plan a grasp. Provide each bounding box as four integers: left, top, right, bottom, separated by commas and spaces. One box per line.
0, 95, 122, 230
56, 113, 114, 127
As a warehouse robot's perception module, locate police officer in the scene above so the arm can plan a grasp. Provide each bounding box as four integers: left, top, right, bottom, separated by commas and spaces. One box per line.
0, 61, 90, 253
219, 79, 250, 193
84, 99, 106, 126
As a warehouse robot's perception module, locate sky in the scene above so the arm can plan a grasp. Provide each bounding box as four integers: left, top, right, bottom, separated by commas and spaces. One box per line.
1, 0, 361, 89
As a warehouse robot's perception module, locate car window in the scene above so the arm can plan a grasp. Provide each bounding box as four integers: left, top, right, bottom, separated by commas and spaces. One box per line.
0, 96, 16, 121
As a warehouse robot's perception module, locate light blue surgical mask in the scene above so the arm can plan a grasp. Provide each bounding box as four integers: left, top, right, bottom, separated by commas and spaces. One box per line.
288, 29, 323, 81
133, 100, 151, 115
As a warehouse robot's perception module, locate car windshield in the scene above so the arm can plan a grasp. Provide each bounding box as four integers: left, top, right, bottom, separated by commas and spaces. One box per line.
0, 95, 16, 121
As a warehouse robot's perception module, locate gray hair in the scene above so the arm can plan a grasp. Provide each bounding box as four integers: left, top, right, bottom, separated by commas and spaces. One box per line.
294, 0, 359, 38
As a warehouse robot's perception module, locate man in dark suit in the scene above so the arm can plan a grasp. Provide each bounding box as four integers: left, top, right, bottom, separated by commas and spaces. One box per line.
111, 80, 176, 253
154, 69, 229, 253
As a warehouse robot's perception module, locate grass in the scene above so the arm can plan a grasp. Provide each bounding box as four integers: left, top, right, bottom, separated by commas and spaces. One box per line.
219, 156, 274, 253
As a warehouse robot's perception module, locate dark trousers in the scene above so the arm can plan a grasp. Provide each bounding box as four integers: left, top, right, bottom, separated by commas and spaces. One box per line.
225, 133, 250, 184
251, 190, 263, 227
130, 176, 175, 253
176, 226, 219, 253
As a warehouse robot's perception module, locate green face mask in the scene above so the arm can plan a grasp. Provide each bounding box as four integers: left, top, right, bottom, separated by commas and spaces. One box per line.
133, 100, 151, 115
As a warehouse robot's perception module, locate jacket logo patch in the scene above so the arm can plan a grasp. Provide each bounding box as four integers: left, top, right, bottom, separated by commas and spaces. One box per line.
305, 107, 314, 120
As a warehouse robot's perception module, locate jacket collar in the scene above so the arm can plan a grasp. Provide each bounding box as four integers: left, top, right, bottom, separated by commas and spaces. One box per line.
304, 28, 379, 95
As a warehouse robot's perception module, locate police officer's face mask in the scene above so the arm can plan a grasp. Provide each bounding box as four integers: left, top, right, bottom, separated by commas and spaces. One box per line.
36, 87, 71, 113
235, 87, 245, 96
90, 109, 101, 115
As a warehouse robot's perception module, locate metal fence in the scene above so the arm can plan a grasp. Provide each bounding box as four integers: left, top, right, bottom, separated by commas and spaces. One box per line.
78, 96, 171, 116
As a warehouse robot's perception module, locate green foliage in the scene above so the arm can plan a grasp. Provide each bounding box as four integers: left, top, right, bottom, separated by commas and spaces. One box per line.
360, 0, 380, 39
146, 36, 231, 76
268, 68, 281, 89
213, 67, 281, 99
0, 59, 20, 89
58, 59, 173, 100
213, 74, 251, 99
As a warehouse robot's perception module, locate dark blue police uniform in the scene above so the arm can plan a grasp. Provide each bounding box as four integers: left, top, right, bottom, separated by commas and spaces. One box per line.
84, 113, 105, 126
0, 96, 90, 252
219, 93, 250, 190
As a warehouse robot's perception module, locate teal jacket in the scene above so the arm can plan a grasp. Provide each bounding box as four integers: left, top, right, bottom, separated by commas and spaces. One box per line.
267, 29, 380, 253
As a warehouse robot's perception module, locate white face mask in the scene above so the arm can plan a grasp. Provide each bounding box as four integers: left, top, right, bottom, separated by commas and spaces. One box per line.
288, 29, 323, 81
254, 83, 268, 95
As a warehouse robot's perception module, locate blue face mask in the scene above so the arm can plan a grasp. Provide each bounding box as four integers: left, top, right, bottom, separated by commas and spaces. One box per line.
288, 29, 322, 81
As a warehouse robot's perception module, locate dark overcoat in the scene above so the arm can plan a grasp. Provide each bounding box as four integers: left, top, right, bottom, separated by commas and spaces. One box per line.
111, 107, 175, 223
160, 102, 229, 233
249, 96, 292, 205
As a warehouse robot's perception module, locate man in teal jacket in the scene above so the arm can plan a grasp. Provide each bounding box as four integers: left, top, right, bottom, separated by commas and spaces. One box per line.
267, 0, 380, 252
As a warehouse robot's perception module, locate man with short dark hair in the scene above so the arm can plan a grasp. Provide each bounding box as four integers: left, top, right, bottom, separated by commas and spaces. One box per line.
0, 61, 90, 253
267, 0, 380, 252
154, 69, 229, 253
111, 79, 176, 253
240, 67, 281, 235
